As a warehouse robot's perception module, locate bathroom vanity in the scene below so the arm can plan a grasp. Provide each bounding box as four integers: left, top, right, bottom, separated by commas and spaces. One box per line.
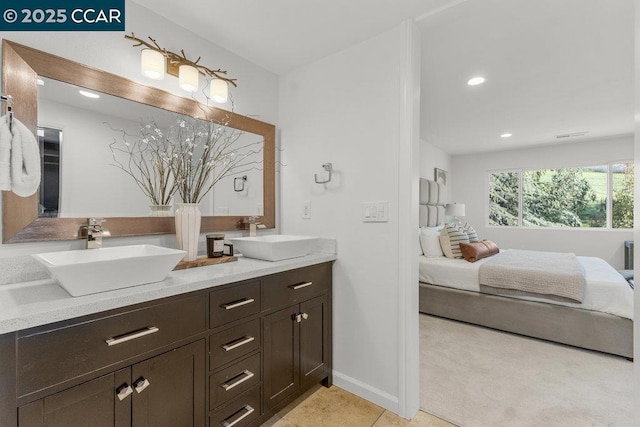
0, 255, 334, 427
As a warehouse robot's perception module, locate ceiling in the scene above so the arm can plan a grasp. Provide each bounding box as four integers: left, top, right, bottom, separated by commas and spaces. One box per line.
131, 0, 634, 156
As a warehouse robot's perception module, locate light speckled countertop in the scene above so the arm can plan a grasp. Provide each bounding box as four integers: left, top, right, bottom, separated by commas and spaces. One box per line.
0, 253, 336, 334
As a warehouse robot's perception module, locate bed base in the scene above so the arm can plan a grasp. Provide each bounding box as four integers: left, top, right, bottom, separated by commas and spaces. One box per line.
419, 283, 633, 359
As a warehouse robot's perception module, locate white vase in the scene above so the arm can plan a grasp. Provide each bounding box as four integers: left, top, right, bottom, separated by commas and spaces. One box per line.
174, 203, 201, 261
149, 205, 173, 217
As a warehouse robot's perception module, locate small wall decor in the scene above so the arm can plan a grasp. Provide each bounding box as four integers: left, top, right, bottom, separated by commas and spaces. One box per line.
234, 175, 247, 192
434, 168, 448, 186
315, 163, 333, 184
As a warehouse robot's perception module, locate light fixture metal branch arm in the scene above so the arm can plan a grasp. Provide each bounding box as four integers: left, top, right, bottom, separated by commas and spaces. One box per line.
125, 32, 238, 87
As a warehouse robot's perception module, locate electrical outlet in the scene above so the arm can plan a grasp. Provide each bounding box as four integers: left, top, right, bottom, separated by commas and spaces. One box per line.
302, 201, 311, 219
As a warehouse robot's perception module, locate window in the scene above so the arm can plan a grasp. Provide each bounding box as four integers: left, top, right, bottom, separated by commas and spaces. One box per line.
488, 163, 633, 229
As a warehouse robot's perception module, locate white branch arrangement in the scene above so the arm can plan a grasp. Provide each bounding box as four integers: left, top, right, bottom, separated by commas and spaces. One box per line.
108, 114, 263, 206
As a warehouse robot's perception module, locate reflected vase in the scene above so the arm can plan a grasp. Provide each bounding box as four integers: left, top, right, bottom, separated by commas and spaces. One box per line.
174, 203, 201, 261
149, 205, 173, 217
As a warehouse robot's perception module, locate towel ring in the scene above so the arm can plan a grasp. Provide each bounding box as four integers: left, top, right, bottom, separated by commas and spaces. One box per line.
314, 163, 333, 184
234, 175, 247, 192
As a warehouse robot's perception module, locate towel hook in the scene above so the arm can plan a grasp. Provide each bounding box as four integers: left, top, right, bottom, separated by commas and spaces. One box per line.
314, 163, 333, 184
234, 175, 247, 192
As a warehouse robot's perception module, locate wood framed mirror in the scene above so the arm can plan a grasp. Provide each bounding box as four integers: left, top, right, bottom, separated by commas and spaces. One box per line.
1, 40, 275, 243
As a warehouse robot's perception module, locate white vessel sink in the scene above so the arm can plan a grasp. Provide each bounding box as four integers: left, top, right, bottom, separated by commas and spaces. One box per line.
33, 245, 186, 297
230, 235, 318, 261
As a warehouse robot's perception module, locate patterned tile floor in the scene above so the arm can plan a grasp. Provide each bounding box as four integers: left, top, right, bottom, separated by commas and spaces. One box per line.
263, 385, 456, 427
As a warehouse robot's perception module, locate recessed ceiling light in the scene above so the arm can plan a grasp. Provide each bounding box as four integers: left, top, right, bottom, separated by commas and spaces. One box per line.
467, 76, 486, 86
79, 90, 100, 99
500, 133, 512, 138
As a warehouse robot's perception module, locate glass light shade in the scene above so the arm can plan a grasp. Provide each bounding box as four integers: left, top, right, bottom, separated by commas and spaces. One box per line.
141, 49, 165, 80
210, 79, 228, 103
445, 203, 465, 217
179, 65, 199, 92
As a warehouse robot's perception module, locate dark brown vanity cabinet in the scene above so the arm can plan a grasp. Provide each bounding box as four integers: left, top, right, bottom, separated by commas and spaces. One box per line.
1, 262, 333, 427
18, 340, 206, 427
263, 263, 332, 412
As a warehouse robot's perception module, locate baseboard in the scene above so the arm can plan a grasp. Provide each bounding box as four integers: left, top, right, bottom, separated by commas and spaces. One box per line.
332, 370, 399, 414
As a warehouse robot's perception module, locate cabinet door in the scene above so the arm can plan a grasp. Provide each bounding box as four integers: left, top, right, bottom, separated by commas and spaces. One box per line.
131, 340, 205, 427
263, 305, 300, 410
300, 294, 330, 388
18, 369, 131, 427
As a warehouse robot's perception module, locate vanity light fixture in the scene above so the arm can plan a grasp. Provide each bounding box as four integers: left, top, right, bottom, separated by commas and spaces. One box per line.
79, 90, 100, 99
500, 133, 512, 138
467, 76, 486, 86
141, 48, 165, 80
126, 32, 237, 102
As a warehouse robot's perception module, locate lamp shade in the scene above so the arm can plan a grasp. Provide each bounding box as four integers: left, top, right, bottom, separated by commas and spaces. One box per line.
179, 64, 199, 92
210, 79, 228, 103
445, 203, 465, 217
141, 49, 165, 80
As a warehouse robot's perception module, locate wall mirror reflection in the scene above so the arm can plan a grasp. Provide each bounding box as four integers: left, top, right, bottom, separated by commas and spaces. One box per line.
37, 77, 264, 219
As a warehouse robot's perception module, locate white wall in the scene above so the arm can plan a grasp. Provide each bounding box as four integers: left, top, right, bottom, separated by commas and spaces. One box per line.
420, 139, 451, 200
279, 24, 419, 415
0, 0, 279, 255
451, 135, 634, 269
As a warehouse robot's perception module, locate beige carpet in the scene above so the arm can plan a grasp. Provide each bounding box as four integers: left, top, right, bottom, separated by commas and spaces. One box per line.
420, 314, 633, 427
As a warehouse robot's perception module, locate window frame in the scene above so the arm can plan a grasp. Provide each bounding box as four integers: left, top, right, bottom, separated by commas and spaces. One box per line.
486, 160, 633, 230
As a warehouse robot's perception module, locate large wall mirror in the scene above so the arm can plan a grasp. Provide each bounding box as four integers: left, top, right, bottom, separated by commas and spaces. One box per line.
1, 40, 275, 243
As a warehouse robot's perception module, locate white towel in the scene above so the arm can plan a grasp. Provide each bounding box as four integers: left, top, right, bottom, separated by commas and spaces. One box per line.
6, 116, 41, 197
0, 115, 11, 191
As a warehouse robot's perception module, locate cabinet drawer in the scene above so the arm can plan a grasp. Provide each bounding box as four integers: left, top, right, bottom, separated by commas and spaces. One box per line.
262, 263, 331, 310
210, 385, 260, 427
210, 353, 261, 409
210, 281, 260, 328
210, 319, 261, 370
18, 294, 207, 397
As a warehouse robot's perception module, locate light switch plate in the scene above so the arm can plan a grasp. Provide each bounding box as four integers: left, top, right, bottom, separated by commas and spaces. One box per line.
363, 201, 389, 222
302, 201, 311, 219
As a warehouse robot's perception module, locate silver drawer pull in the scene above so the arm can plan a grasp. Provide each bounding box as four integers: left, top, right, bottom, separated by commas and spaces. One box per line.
116, 384, 133, 401
222, 405, 254, 427
133, 377, 151, 394
221, 298, 255, 310
221, 370, 255, 391
106, 326, 159, 346
222, 336, 255, 352
289, 281, 312, 290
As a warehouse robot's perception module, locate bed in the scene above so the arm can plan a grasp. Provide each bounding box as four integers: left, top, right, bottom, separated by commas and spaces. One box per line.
418, 178, 634, 359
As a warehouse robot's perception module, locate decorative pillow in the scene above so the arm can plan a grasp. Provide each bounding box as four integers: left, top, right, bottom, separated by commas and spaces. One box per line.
459, 240, 500, 262
462, 222, 479, 242
419, 226, 444, 257
417, 229, 424, 256
439, 224, 470, 259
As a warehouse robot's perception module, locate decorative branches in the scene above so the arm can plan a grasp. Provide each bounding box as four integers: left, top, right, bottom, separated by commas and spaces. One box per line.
108, 113, 263, 206
125, 32, 238, 87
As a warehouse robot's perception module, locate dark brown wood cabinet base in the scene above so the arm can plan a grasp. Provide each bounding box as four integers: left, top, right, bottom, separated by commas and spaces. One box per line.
1, 262, 332, 427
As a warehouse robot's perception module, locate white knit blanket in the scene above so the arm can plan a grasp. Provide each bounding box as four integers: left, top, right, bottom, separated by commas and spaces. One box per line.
479, 249, 586, 303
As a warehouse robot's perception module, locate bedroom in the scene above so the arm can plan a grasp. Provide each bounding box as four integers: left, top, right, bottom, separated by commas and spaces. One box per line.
417, 0, 635, 425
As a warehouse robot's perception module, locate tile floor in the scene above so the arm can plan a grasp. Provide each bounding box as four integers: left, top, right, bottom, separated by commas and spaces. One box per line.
263, 385, 456, 427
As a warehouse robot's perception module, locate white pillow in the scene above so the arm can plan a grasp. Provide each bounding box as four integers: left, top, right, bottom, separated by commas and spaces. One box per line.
462, 222, 479, 242
417, 229, 424, 256
419, 226, 444, 257
439, 224, 470, 259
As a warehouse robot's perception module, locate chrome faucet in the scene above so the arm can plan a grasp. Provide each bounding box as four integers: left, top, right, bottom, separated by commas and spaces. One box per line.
79, 218, 111, 249
246, 216, 266, 237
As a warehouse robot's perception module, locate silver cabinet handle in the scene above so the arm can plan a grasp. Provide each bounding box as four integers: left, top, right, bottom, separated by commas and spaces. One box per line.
221, 370, 255, 391
133, 377, 150, 394
221, 298, 255, 310
289, 281, 312, 290
222, 405, 255, 427
116, 384, 133, 401
294, 314, 302, 323
222, 336, 255, 352
301, 312, 309, 320
106, 326, 159, 346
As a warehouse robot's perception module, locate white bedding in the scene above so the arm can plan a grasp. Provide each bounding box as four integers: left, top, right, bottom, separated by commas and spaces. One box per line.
419, 254, 633, 320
